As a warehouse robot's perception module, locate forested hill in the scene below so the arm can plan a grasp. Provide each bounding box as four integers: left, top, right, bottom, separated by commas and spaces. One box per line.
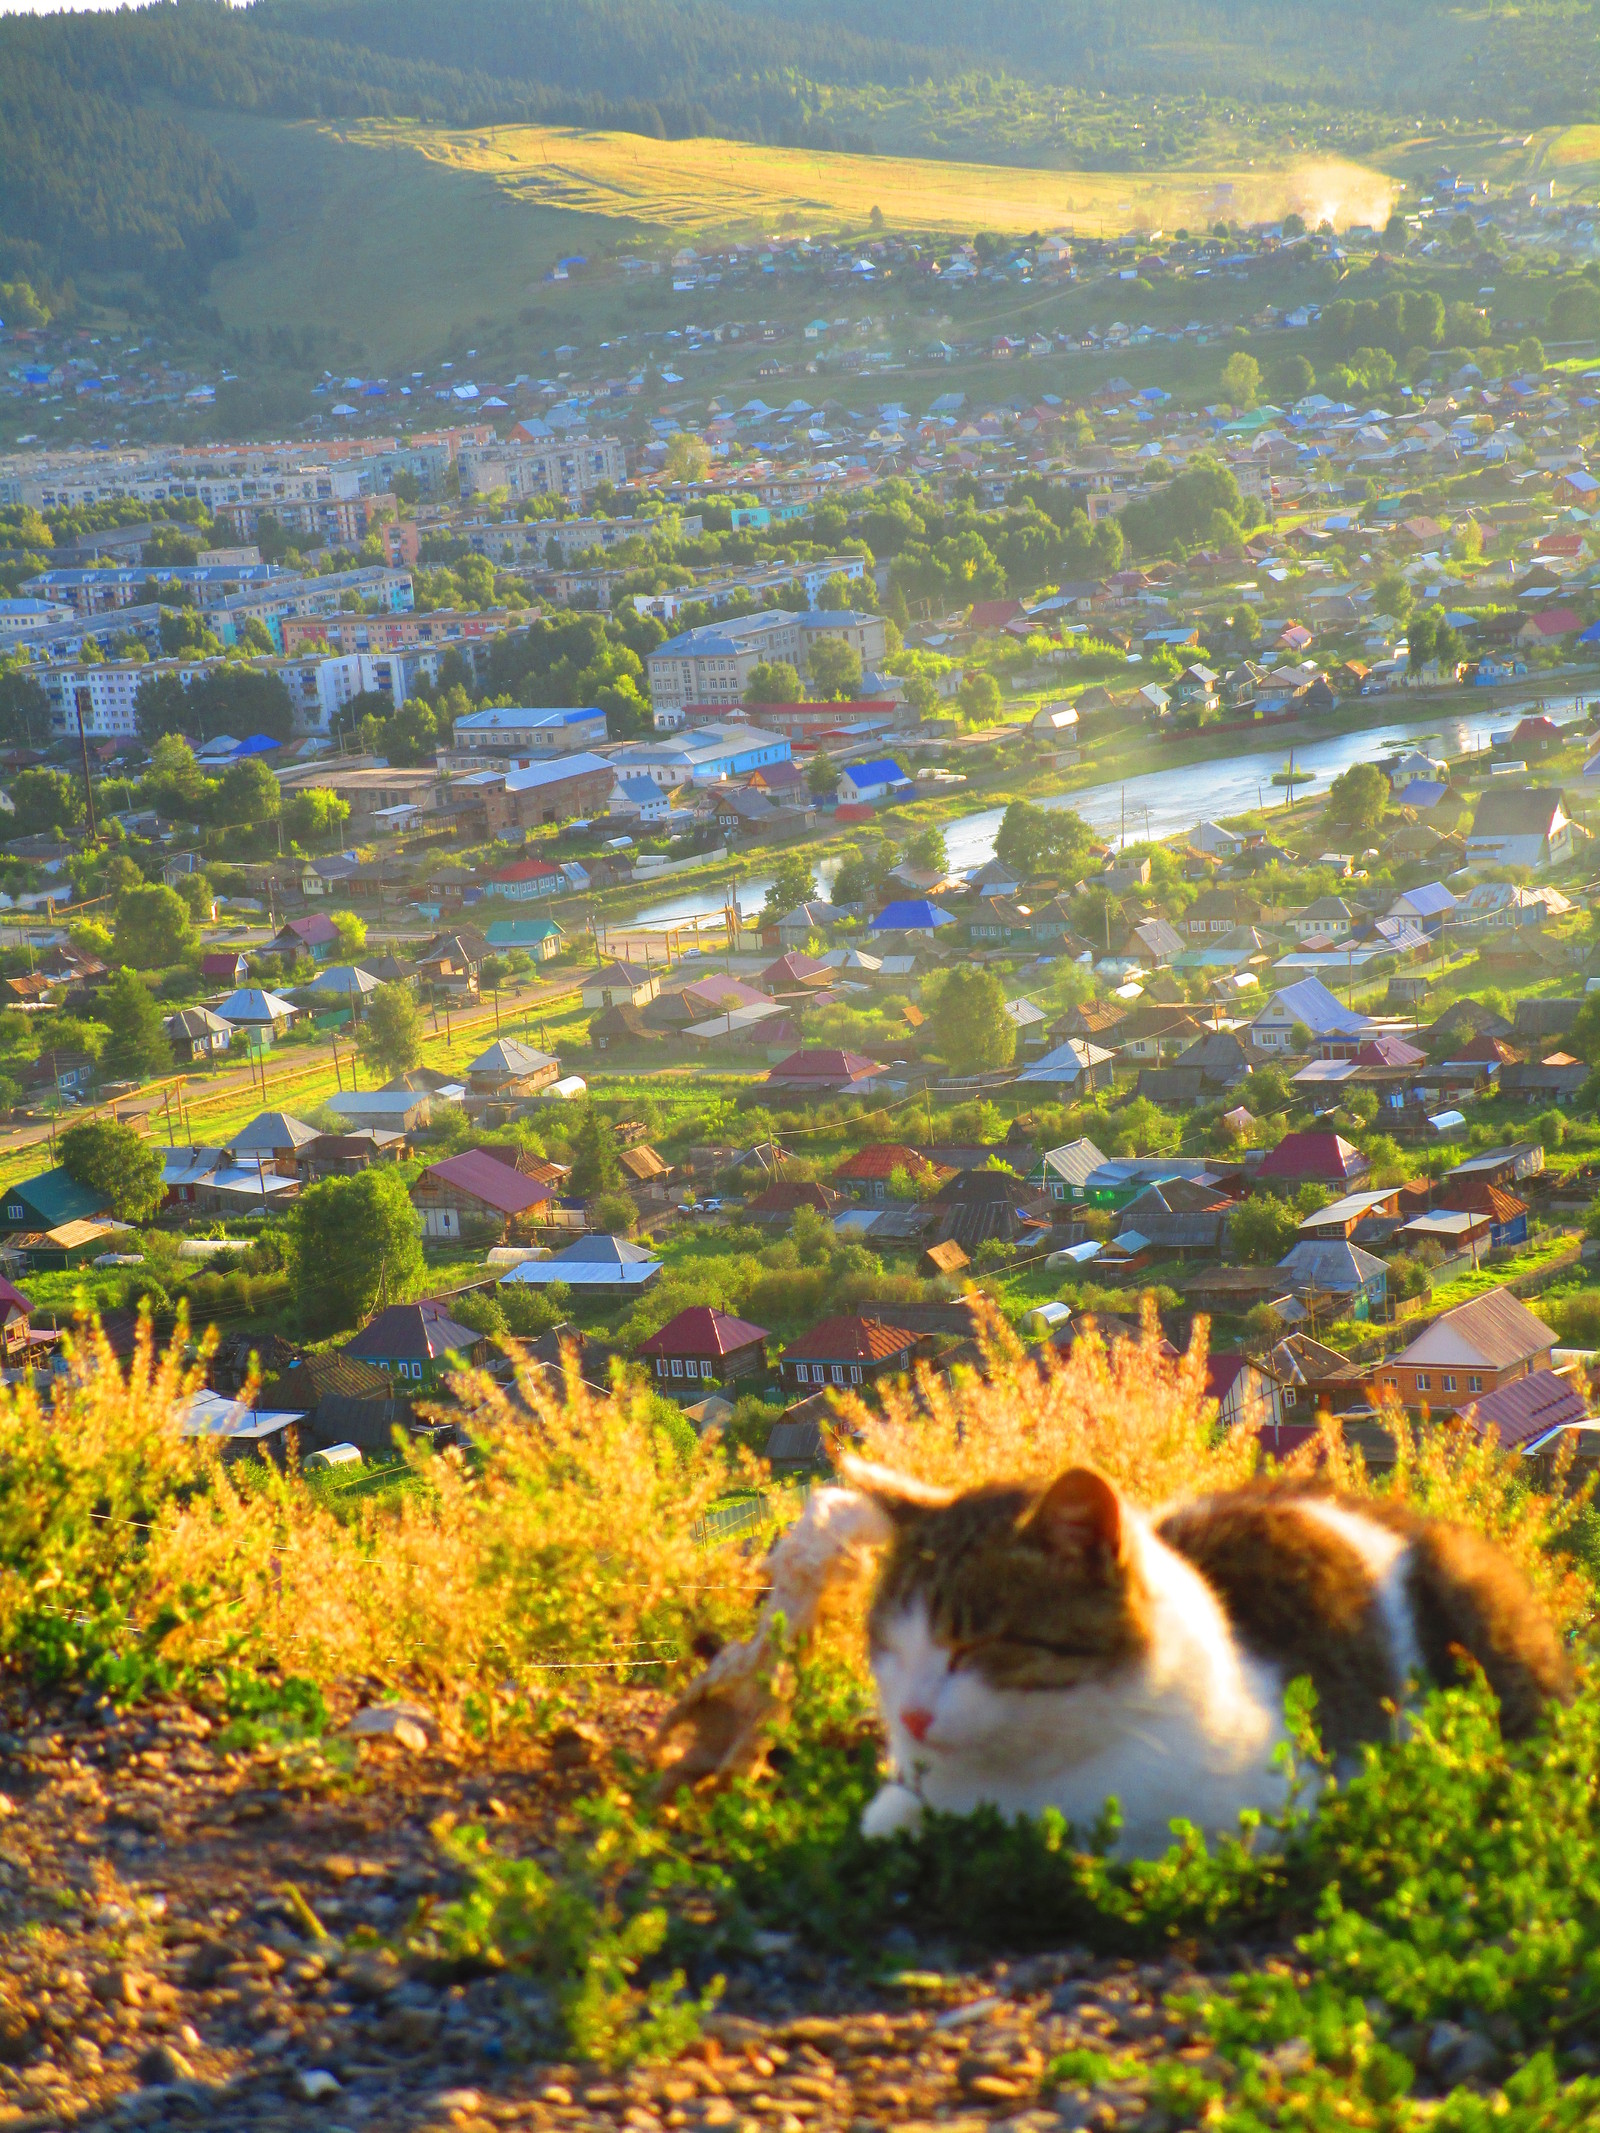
5, 0, 1600, 299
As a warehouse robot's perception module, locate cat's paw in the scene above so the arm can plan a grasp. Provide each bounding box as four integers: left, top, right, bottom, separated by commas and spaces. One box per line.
861, 1782, 924, 1839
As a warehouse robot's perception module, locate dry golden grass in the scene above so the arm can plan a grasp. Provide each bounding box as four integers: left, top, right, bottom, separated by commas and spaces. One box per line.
351, 120, 1398, 240
0, 1306, 1585, 1746
0, 1315, 763, 1715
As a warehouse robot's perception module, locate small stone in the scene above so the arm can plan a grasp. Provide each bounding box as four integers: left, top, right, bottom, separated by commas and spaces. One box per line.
546, 1723, 604, 1771
345, 1703, 433, 1753
1426, 2022, 1499, 2085
136, 2042, 194, 2086
295, 2067, 343, 2101
93, 1967, 145, 2007
1263, 2038, 1312, 2077
937, 1998, 1004, 2030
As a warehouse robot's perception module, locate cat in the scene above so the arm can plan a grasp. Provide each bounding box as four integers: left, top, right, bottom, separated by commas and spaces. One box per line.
853, 1462, 1572, 1856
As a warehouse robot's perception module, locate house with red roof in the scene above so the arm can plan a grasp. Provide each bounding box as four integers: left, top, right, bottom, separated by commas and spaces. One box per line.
831, 1143, 955, 1206
764, 1048, 886, 1095
1255, 1131, 1370, 1187
745, 1179, 844, 1225
779, 1314, 922, 1395
636, 1306, 771, 1392
1518, 606, 1583, 644
761, 951, 831, 993
411, 1148, 555, 1241
1205, 1354, 1283, 1430
487, 856, 564, 901
272, 913, 339, 961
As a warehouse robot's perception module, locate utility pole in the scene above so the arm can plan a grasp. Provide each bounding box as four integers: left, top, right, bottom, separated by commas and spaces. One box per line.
73, 692, 98, 841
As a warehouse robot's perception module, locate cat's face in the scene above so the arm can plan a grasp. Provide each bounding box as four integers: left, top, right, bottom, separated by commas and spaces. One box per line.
859, 1465, 1153, 1767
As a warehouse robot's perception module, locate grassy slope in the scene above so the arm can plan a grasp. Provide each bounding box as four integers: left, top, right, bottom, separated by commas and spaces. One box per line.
374, 120, 1398, 240
192, 113, 640, 366
189, 110, 1396, 367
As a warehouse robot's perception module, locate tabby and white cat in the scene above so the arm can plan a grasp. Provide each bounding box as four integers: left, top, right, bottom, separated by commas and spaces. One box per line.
656, 1461, 1571, 1859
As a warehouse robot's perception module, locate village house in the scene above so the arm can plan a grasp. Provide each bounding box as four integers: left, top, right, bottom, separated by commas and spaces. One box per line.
636, 1306, 770, 1392
465, 1037, 561, 1099
779, 1313, 922, 1394
1371, 1291, 1558, 1413
342, 1300, 490, 1389
411, 1148, 555, 1241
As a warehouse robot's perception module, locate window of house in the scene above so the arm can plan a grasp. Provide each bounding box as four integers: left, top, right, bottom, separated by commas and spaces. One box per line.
1416, 1373, 1429, 1392
832, 1364, 845, 1385
1283, 1387, 1297, 1406
1442, 1375, 1456, 1393
1468, 1374, 1482, 1392
671, 1358, 683, 1377
700, 1360, 713, 1379
850, 1366, 863, 1385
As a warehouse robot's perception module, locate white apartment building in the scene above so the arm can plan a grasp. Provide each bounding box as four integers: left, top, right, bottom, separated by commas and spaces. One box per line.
457, 435, 627, 506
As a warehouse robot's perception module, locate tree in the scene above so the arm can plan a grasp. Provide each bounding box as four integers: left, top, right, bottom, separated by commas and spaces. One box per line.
1325, 762, 1388, 836
588, 1189, 638, 1235
59, 1118, 164, 1220
956, 670, 1003, 723
0, 668, 49, 749
1548, 281, 1600, 341
994, 799, 1092, 878
94, 967, 173, 1080
744, 660, 802, 705
357, 981, 422, 1077
807, 637, 862, 700
569, 1109, 621, 1197
1228, 1193, 1299, 1264
331, 910, 368, 957
1220, 351, 1262, 408
291, 1168, 426, 1336
1267, 352, 1315, 402
217, 756, 279, 829
9, 766, 82, 839
664, 433, 711, 485
1373, 568, 1413, 624
762, 850, 818, 920
806, 752, 837, 800
172, 872, 214, 921
284, 787, 351, 846
142, 733, 212, 818
906, 824, 948, 873
932, 967, 1015, 1076
113, 883, 196, 971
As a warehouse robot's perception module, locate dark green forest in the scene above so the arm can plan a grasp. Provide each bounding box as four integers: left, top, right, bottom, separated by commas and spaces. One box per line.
6, 0, 1600, 296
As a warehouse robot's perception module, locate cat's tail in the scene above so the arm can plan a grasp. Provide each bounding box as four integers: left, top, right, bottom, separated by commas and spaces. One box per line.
653, 1486, 894, 1783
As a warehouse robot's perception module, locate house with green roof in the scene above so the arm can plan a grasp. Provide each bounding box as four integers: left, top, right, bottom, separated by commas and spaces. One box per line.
484, 919, 566, 961
0, 1167, 106, 1232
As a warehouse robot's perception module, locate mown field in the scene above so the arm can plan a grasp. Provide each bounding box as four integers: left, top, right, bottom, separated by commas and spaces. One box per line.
365, 119, 1399, 241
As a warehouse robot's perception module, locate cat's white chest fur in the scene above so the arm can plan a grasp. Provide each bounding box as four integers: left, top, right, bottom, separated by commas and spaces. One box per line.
866, 1513, 1296, 1858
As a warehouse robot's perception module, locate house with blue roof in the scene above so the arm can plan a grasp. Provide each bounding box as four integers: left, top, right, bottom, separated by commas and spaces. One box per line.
870, 899, 955, 934
838, 759, 913, 805
1248, 975, 1372, 1054
1387, 882, 1456, 931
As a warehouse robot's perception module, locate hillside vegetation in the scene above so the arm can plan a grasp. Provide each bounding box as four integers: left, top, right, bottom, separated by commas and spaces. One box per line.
3, 0, 1600, 302
372, 121, 1398, 241
3, 1306, 1598, 2105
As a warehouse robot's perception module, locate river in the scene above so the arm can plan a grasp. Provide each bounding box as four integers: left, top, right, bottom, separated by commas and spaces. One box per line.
626, 695, 1580, 929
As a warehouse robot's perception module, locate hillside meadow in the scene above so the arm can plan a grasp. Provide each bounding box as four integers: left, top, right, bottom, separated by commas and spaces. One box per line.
365, 119, 1400, 241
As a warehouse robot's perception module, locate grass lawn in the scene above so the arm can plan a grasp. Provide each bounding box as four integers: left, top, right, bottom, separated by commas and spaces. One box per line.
1426, 1230, 1581, 1314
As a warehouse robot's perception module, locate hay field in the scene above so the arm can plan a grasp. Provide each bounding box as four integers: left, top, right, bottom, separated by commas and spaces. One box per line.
356, 119, 1397, 239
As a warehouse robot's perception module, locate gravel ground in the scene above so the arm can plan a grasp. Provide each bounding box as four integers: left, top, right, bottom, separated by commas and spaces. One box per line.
0, 1691, 1258, 2133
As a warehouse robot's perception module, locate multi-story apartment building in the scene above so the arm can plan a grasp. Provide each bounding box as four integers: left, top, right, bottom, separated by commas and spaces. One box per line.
457, 435, 627, 506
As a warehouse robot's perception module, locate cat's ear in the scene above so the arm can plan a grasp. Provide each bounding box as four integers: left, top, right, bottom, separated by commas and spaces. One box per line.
1023, 1467, 1126, 1574
836, 1456, 953, 1525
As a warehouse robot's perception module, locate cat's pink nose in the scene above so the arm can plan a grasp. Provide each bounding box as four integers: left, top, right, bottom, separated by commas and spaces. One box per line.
900, 1706, 934, 1743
